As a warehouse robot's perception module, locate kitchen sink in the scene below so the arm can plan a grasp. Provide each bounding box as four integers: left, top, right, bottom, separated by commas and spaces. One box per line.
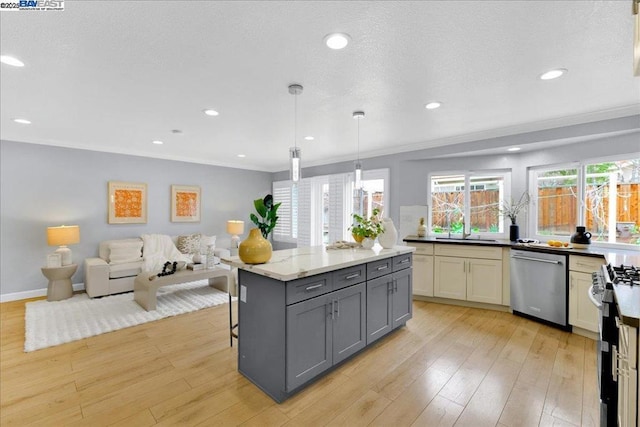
435, 237, 498, 242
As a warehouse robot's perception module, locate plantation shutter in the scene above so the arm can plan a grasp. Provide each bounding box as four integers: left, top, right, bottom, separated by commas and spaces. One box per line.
328, 173, 352, 243
272, 181, 294, 242
297, 179, 312, 247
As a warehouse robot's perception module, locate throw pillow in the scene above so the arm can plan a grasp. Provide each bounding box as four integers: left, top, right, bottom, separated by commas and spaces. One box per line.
176, 233, 201, 254
108, 241, 143, 264
200, 234, 216, 254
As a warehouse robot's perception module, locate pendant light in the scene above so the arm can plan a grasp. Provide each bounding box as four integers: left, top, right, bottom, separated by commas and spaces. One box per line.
353, 111, 365, 189
288, 84, 303, 182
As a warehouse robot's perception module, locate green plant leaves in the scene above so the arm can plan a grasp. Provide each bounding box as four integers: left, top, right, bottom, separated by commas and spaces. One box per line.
251, 194, 280, 239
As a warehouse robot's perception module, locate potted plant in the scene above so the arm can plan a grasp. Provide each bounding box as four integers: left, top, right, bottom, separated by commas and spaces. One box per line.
250, 194, 281, 239
349, 208, 384, 245
499, 191, 530, 241
240, 194, 281, 264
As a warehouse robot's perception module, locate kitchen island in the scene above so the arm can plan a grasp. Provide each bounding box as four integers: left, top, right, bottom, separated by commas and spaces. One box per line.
222, 245, 415, 403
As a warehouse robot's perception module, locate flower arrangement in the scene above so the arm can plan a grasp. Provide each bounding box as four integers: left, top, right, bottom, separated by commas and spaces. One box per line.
499, 192, 530, 224
349, 208, 384, 241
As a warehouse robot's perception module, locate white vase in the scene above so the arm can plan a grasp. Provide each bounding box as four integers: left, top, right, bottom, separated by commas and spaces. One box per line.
361, 238, 375, 249
378, 218, 398, 249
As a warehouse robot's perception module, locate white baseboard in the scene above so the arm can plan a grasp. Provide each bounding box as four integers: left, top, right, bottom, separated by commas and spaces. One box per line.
0, 283, 85, 303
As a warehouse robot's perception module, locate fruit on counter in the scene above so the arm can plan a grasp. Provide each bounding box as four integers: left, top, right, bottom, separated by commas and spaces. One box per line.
546, 240, 565, 247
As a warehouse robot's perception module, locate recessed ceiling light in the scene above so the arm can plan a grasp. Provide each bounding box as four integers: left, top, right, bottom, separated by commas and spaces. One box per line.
425, 102, 441, 110
324, 33, 350, 50
0, 55, 24, 67
507, 147, 521, 152
304, 136, 314, 141
539, 68, 567, 80
13, 118, 31, 124
152, 140, 163, 145
203, 109, 219, 116
237, 154, 246, 158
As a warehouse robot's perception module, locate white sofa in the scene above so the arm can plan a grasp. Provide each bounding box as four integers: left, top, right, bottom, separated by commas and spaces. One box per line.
84, 235, 231, 298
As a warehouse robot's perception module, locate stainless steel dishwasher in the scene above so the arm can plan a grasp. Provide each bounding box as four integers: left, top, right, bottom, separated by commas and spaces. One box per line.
510, 249, 569, 329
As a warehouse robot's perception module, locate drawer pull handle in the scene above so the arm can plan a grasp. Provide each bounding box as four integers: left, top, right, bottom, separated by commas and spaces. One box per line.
377, 265, 389, 271
345, 273, 361, 280
305, 283, 324, 291
399, 259, 409, 264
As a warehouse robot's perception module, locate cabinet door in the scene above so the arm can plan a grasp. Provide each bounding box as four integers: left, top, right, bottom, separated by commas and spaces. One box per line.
366, 275, 393, 344
332, 283, 366, 364
569, 271, 599, 332
466, 258, 502, 304
286, 296, 332, 391
434, 256, 466, 300
392, 268, 412, 328
413, 254, 434, 297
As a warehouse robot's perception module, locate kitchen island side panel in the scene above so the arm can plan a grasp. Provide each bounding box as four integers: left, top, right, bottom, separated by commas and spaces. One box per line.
237, 269, 287, 402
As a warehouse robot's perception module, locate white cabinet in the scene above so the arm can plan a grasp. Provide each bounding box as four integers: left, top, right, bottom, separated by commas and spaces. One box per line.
434, 256, 466, 300
467, 258, 503, 304
569, 271, 599, 332
433, 244, 502, 304
407, 243, 434, 297
568, 255, 603, 333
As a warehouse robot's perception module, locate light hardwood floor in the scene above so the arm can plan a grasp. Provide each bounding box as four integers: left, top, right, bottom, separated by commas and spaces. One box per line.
0, 297, 598, 426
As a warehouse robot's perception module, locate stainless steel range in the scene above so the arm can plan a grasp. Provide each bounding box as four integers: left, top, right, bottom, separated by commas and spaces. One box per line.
590, 264, 639, 427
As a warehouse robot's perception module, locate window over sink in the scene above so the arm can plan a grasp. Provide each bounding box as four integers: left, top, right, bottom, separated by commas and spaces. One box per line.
429, 171, 511, 237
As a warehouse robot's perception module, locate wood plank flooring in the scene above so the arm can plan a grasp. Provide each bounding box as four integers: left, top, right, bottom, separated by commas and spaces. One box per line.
0, 297, 598, 426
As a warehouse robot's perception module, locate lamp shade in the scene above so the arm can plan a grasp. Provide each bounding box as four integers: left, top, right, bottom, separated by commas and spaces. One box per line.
47, 225, 80, 246
226, 220, 245, 235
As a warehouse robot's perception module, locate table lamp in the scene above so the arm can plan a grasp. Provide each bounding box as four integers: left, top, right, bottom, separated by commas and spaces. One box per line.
226, 220, 245, 250
47, 225, 80, 266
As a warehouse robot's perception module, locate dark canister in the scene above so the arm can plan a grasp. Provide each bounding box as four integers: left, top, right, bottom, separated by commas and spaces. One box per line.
570, 226, 592, 244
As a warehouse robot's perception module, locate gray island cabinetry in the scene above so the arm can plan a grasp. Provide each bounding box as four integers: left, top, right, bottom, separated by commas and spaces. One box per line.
223, 245, 414, 403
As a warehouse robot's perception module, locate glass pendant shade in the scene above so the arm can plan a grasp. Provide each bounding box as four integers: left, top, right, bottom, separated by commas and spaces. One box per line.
290, 147, 301, 182
354, 161, 362, 190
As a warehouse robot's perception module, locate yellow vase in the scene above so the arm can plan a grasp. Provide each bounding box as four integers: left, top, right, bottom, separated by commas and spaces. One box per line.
352, 233, 364, 243
239, 228, 273, 264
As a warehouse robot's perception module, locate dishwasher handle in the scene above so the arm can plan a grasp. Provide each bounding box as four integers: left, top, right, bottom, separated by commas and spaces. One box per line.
511, 255, 562, 265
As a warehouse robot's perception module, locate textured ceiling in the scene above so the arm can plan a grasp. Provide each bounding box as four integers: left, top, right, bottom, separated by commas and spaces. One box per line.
1, 1, 639, 172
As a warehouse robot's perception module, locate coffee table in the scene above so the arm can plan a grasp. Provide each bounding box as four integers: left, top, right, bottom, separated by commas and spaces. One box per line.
134, 266, 233, 311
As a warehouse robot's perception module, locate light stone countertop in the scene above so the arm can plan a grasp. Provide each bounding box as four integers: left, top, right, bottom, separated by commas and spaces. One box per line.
221, 245, 415, 282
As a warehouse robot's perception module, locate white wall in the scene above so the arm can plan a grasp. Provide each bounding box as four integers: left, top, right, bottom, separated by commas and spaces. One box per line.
0, 140, 272, 298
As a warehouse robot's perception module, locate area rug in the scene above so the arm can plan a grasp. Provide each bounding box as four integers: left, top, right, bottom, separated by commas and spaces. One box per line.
24, 280, 232, 352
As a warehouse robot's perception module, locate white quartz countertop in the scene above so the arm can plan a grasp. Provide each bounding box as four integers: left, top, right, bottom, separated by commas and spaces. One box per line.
221, 245, 415, 282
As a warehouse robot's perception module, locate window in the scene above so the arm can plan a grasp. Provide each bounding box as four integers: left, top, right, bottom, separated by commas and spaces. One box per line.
429, 172, 510, 236
531, 166, 579, 237
272, 168, 389, 247
349, 169, 390, 231
529, 157, 640, 246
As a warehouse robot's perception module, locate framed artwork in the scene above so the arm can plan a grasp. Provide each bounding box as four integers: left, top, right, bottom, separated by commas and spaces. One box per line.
171, 185, 201, 222
46, 253, 62, 268
108, 181, 147, 224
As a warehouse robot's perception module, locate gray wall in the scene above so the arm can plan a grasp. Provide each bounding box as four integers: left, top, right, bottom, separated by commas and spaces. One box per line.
0, 140, 272, 296
273, 116, 640, 237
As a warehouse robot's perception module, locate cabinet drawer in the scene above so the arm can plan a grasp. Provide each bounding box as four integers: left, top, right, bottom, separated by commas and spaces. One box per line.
569, 255, 605, 274
393, 253, 412, 271
367, 257, 393, 280
435, 244, 501, 260
333, 264, 366, 291
408, 243, 433, 255
286, 273, 332, 305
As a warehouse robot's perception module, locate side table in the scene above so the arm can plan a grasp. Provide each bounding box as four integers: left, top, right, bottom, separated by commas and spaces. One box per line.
41, 263, 77, 301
